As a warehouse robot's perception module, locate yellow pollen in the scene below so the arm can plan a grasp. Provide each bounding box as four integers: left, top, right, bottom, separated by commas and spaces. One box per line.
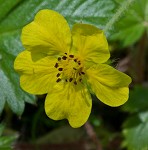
54, 53, 85, 84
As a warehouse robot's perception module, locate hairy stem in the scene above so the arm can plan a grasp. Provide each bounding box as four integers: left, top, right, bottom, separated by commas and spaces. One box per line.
104, 0, 136, 33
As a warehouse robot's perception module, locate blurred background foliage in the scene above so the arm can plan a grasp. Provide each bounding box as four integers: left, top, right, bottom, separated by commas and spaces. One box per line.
0, 0, 148, 150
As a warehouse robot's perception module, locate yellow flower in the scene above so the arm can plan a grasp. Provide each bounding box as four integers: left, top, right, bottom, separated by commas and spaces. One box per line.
14, 9, 131, 128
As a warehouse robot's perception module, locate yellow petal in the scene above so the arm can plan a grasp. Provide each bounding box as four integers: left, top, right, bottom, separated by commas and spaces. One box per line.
71, 24, 110, 66
22, 9, 71, 57
86, 64, 131, 106
14, 50, 58, 94
45, 82, 92, 128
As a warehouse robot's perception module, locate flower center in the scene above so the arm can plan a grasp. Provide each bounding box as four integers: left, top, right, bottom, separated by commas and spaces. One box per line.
54, 53, 85, 85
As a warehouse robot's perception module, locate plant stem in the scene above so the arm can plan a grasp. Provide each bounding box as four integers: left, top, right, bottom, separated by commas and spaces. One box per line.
131, 32, 147, 83
104, 0, 136, 34
84, 122, 102, 150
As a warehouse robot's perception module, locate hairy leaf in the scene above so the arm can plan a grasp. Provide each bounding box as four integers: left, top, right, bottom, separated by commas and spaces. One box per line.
110, 0, 147, 46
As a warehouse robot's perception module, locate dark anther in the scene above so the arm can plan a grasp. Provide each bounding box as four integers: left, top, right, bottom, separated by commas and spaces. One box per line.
62, 56, 67, 60
69, 55, 74, 58
56, 78, 61, 82
74, 59, 77, 62
58, 57, 61, 61
54, 63, 59, 68
79, 72, 81, 76
65, 79, 68, 82
78, 61, 81, 65
58, 68, 63, 71
81, 72, 85, 75
73, 67, 77, 70
74, 81, 77, 85
79, 78, 82, 82
69, 78, 73, 82
56, 73, 61, 77
65, 53, 67, 55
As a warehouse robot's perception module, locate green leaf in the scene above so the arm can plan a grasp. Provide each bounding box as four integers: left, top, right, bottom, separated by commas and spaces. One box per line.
0, 0, 23, 22
110, 0, 147, 47
0, 124, 18, 150
0, 0, 116, 115
114, 0, 124, 3
0, 0, 116, 31
122, 86, 148, 113
0, 124, 5, 136
123, 111, 148, 150
0, 28, 36, 115
0, 135, 18, 150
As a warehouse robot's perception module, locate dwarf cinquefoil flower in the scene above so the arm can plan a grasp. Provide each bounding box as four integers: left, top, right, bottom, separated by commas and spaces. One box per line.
14, 9, 131, 128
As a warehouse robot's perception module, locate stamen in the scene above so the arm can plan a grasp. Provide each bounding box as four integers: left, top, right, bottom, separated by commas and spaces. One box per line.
62, 56, 67, 60
74, 81, 77, 85
58, 68, 63, 71
69, 55, 74, 58
55, 53, 84, 84
74, 59, 77, 62
54, 63, 59, 68
56, 78, 61, 82
69, 78, 73, 82
56, 73, 61, 77
58, 57, 61, 61
78, 61, 81, 65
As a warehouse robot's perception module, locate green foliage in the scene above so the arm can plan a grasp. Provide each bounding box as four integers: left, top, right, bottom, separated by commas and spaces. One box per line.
111, 0, 148, 47
0, 123, 18, 150
122, 86, 148, 113
122, 86, 148, 149
0, 135, 18, 150
0, 0, 116, 115
0, 124, 5, 136
0, 0, 23, 22
104, 0, 136, 34
123, 111, 148, 150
